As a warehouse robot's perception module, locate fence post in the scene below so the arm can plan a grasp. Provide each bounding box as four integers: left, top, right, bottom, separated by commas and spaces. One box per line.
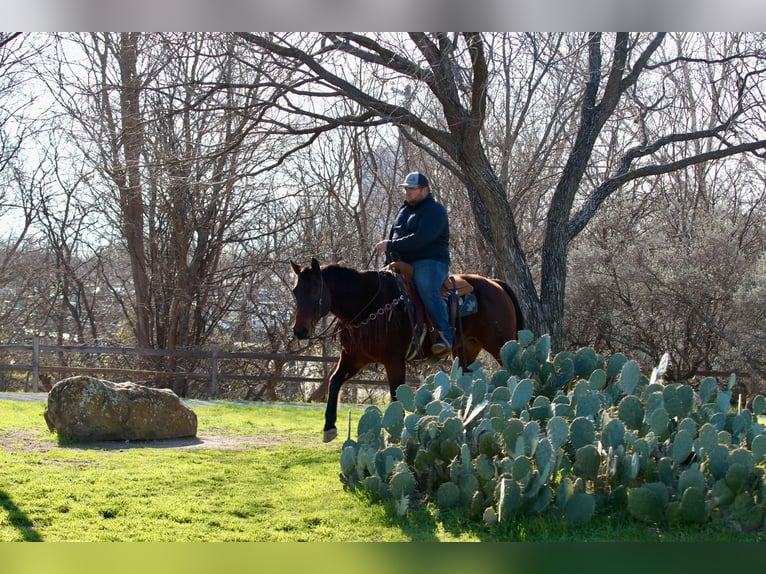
210, 345, 219, 399
32, 336, 40, 392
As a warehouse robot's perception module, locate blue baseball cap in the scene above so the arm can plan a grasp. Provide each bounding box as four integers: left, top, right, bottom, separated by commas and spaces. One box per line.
399, 171, 430, 188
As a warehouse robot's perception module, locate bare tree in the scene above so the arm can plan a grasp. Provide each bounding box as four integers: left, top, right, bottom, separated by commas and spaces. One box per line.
33, 134, 103, 345
44, 34, 295, 347
565, 33, 766, 381
235, 32, 766, 350
281, 123, 408, 267
40, 33, 155, 348
0, 32, 46, 342
0, 32, 30, 179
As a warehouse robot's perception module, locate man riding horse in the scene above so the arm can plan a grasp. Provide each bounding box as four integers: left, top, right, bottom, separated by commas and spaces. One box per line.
374, 171, 452, 357
292, 172, 525, 441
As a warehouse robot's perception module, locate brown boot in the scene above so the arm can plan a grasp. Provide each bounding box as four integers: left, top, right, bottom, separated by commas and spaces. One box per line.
431, 331, 452, 357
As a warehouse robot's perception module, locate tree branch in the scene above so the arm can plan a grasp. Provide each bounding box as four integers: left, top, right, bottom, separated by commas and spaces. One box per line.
464, 32, 488, 128
567, 138, 766, 239
235, 32, 455, 152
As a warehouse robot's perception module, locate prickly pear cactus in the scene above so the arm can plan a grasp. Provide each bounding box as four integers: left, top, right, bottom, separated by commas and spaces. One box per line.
339, 331, 766, 532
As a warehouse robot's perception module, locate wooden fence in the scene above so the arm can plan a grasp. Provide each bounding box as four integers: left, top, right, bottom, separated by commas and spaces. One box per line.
0, 336, 415, 399
4, 339, 757, 405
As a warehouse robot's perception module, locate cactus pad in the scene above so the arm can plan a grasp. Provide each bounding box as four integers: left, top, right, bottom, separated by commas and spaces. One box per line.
389, 468, 416, 499
574, 444, 600, 481
436, 481, 461, 508
618, 395, 645, 431
500, 341, 521, 371
510, 378, 535, 411
680, 486, 707, 523
602, 419, 626, 451
619, 360, 641, 395
565, 492, 596, 525
574, 347, 598, 377
699, 377, 718, 404
382, 401, 405, 439
627, 483, 668, 524
670, 428, 693, 464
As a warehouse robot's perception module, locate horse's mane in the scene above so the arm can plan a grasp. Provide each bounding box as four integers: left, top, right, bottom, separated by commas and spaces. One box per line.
321, 263, 377, 282
321, 264, 393, 304
321, 263, 359, 278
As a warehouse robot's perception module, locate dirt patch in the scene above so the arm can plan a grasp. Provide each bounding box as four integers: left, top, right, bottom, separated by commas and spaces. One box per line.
0, 430, 53, 453
0, 428, 302, 453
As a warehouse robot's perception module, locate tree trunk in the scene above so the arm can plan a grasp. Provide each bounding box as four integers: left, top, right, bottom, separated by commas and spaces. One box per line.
118, 32, 151, 349
457, 156, 545, 336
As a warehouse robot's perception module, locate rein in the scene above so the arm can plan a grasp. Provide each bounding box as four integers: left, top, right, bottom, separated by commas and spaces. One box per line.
303, 269, 405, 342
345, 293, 406, 330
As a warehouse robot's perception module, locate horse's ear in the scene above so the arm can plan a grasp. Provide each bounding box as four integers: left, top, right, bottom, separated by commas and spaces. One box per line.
290, 261, 302, 275
310, 257, 321, 272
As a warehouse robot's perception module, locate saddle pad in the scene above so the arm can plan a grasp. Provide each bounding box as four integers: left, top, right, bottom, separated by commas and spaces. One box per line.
459, 292, 478, 316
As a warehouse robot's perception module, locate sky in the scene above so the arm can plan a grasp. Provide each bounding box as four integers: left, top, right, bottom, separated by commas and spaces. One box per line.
4, 0, 766, 31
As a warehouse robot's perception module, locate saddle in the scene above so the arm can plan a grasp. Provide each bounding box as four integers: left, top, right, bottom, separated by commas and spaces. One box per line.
385, 261, 478, 360
386, 261, 474, 297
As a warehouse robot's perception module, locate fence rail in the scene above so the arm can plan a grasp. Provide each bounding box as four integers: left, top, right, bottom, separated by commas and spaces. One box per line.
0, 339, 762, 405
0, 336, 412, 399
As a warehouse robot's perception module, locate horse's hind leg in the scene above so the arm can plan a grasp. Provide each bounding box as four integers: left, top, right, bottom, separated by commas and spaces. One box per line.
453, 336, 482, 369
323, 355, 363, 442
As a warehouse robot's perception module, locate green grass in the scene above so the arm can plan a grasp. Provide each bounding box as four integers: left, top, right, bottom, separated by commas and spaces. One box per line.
1, 397, 765, 542
0, 398, 389, 542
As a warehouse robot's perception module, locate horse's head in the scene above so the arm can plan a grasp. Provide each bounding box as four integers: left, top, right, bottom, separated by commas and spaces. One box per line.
290, 257, 330, 339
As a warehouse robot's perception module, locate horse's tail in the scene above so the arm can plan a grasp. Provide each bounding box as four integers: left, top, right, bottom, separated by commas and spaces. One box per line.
493, 279, 525, 333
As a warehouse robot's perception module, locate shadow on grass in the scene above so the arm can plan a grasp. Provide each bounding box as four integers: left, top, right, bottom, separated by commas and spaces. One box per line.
0, 489, 43, 541
384, 499, 766, 543
376, 495, 500, 542
55, 435, 204, 450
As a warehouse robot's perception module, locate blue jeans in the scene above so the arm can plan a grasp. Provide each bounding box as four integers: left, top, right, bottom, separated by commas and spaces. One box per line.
411, 259, 452, 344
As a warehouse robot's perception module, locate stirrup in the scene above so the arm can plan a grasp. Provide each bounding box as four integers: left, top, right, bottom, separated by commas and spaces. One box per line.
431, 332, 452, 357
431, 342, 450, 357
405, 327, 426, 360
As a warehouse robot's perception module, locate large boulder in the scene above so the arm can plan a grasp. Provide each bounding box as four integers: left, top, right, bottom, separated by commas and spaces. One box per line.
44, 376, 197, 441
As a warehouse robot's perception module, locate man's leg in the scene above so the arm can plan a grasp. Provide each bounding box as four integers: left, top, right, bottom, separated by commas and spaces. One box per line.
412, 259, 452, 354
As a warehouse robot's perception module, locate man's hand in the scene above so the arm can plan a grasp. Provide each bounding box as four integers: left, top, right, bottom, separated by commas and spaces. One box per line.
374, 240, 388, 255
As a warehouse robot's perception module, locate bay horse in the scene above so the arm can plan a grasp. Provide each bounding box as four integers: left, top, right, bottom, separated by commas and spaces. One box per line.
290, 258, 525, 442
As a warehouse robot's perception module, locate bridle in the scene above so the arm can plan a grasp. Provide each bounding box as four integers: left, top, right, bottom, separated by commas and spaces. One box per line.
314, 270, 326, 320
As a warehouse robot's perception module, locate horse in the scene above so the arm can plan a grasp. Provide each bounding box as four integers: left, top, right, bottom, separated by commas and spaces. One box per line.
290, 258, 525, 442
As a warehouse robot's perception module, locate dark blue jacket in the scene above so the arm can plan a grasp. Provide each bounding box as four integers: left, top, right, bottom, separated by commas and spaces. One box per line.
386, 194, 450, 265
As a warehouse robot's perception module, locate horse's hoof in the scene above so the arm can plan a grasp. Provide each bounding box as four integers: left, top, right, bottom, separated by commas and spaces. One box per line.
323, 428, 338, 442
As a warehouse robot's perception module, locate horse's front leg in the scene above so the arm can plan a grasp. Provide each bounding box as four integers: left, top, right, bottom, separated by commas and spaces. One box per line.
384, 358, 407, 402
323, 354, 363, 443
